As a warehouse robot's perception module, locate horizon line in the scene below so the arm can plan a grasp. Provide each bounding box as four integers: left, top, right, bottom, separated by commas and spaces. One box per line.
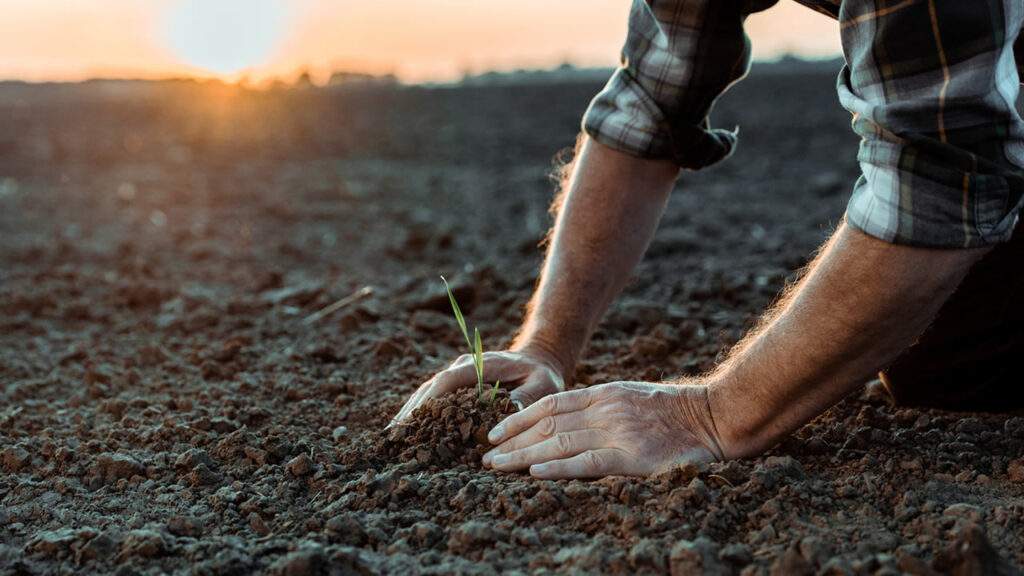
0, 54, 846, 89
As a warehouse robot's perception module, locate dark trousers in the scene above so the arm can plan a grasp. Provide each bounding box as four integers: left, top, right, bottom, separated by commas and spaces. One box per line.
880, 220, 1024, 413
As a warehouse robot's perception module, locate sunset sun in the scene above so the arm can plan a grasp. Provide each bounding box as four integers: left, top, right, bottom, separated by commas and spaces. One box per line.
162, 0, 291, 76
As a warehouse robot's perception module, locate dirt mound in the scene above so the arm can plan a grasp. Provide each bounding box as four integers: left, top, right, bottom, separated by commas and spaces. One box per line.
368, 387, 517, 470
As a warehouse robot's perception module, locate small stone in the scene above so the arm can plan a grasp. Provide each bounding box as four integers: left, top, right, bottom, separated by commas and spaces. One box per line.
522, 490, 558, 519
410, 521, 443, 546
373, 470, 399, 495
764, 455, 806, 479
248, 512, 271, 536
628, 538, 667, 572
120, 529, 165, 559
458, 419, 474, 442
80, 531, 118, 560
798, 536, 831, 566
954, 418, 988, 436
190, 463, 224, 486
943, 503, 986, 523
331, 426, 349, 442
285, 454, 313, 477
1, 446, 30, 472
325, 515, 366, 546
669, 538, 724, 576
270, 544, 325, 576
98, 453, 145, 480
1006, 458, 1024, 483
448, 520, 502, 554
719, 542, 753, 566
166, 516, 203, 537
28, 528, 77, 554
174, 448, 215, 470
563, 483, 591, 500
1004, 417, 1024, 438
654, 461, 701, 485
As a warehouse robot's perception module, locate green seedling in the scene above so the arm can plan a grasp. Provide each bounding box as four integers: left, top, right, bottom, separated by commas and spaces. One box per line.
441, 275, 500, 403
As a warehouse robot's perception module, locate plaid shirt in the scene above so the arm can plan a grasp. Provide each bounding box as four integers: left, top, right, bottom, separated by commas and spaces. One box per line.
583, 0, 1024, 248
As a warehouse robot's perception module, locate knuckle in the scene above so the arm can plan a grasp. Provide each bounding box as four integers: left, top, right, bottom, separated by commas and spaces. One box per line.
539, 394, 559, 414
581, 450, 604, 471
554, 432, 573, 457
538, 416, 557, 437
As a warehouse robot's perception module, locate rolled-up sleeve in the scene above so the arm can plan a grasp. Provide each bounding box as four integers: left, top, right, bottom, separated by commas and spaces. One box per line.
837, 0, 1024, 248
583, 0, 778, 170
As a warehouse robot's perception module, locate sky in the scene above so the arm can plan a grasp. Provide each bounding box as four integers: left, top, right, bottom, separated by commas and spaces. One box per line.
0, 0, 841, 84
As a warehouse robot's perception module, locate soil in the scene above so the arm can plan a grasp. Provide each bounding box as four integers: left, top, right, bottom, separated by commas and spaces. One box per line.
370, 387, 517, 470
0, 65, 1022, 575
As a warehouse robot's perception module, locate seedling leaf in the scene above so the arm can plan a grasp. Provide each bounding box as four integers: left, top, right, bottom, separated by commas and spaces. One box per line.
473, 327, 484, 396
441, 275, 472, 351
489, 380, 500, 405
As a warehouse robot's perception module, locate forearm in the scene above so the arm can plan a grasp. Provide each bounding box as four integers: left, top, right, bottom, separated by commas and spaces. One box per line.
707, 222, 991, 459
513, 137, 679, 379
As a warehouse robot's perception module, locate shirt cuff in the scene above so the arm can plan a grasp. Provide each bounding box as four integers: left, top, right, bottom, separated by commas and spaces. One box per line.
582, 67, 739, 171
845, 138, 1024, 248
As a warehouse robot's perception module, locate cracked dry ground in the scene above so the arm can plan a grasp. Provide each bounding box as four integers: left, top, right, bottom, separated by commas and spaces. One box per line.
1, 67, 1023, 575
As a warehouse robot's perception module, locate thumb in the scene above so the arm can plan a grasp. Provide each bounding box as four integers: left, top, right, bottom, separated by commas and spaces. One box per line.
509, 371, 561, 411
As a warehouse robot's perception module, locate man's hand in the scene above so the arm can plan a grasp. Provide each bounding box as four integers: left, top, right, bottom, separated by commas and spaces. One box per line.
391, 347, 565, 424
392, 139, 677, 427
481, 381, 724, 479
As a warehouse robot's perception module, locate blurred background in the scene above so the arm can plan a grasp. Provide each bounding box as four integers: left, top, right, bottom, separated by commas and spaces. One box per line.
0, 0, 841, 84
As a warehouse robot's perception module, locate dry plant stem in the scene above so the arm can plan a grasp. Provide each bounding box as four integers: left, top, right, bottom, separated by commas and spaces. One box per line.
302, 285, 373, 325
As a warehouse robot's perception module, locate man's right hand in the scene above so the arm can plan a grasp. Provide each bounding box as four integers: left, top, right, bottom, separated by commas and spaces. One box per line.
390, 347, 566, 424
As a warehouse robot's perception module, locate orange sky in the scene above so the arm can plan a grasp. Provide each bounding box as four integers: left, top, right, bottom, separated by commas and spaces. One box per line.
0, 0, 840, 84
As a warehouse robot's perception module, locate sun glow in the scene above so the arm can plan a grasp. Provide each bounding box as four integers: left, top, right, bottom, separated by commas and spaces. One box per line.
162, 0, 291, 76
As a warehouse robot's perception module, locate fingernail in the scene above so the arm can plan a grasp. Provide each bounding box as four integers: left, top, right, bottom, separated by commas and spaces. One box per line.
482, 449, 495, 465
488, 425, 504, 443
492, 454, 509, 466
530, 464, 548, 475
512, 399, 524, 411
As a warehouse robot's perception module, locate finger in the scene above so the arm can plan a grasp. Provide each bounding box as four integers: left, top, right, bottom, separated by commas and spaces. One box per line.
508, 369, 563, 410
488, 388, 593, 444
487, 429, 606, 472
391, 378, 441, 424
482, 409, 590, 463
529, 449, 629, 480
392, 352, 542, 424
481, 410, 591, 465
479, 351, 549, 384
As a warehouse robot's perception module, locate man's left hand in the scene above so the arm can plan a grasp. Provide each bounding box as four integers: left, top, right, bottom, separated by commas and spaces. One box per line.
482, 381, 726, 479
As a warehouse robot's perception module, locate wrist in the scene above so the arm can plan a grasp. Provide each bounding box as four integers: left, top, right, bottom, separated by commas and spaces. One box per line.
705, 373, 779, 460
667, 381, 728, 462
510, 338, 576, 386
